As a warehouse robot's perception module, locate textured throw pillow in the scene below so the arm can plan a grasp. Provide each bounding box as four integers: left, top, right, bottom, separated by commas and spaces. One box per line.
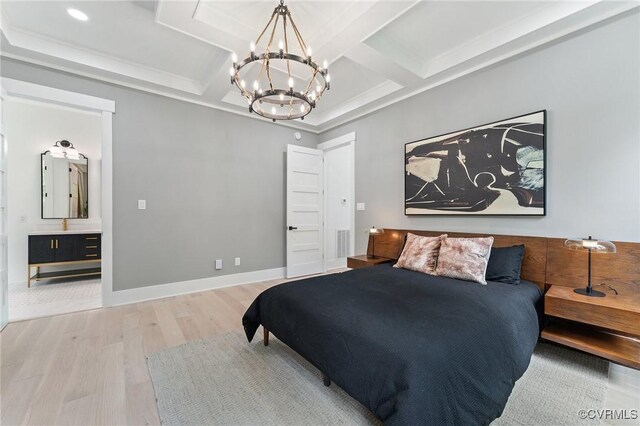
486, 245, 525, 285
394, 233, 447, 275
435, 237, 495, 284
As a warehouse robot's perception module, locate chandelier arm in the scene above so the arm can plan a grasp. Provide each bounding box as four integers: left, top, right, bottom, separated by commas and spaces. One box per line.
265, 12, 281, 91
283, 13, 292, 80
288, 11, 308, 53
304, 68, 319, 95
254, 9, 278, 47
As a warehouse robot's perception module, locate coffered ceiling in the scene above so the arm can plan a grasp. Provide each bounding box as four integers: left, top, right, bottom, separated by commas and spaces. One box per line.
1, 1, 637, 133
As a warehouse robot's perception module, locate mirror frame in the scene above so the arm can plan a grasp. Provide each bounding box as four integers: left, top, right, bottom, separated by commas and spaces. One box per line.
40, 151, 89, 220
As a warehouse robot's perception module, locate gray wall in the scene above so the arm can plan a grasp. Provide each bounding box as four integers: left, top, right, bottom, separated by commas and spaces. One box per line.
1, 58, 319, 291
320, 11, 640, 254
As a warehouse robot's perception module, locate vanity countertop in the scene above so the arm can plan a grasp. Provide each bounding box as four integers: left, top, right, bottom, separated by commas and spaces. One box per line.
28, 229, 102, 236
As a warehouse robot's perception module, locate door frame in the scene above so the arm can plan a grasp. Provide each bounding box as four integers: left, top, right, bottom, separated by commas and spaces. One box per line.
0, 86, 7, 329
317, 131, 356, 271
0, 78, 115, 315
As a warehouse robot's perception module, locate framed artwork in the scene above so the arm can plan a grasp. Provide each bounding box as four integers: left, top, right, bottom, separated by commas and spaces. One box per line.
405, 110, 546, 216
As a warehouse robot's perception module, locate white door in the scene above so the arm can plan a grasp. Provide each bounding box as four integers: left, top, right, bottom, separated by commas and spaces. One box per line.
286, 144, 324, 278
0, 87, 8, 329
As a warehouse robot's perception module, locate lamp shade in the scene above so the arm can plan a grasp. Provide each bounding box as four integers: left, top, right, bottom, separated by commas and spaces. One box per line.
49, 144, 64, 158
564, 236, 616, 253
368, 227, 385, 235
65, 147, 80, 160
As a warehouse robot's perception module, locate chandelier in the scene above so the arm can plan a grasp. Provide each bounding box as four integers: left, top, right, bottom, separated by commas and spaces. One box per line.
229, 0, 331, 122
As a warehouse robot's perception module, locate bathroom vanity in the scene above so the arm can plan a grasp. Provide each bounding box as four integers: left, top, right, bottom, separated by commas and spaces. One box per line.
27, 230, 101, 287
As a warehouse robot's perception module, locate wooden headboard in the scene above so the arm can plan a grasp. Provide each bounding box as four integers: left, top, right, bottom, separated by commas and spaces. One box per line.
368, 229, 639, 296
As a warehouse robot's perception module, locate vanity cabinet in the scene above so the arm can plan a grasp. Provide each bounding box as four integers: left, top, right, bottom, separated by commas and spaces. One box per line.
28, 232, 101, 287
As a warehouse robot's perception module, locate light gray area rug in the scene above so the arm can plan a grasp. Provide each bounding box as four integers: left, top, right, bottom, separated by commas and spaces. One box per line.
147, 332, 608, 426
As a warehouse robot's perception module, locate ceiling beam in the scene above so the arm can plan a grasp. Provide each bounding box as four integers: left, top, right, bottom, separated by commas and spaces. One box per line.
344, 43, 422, 87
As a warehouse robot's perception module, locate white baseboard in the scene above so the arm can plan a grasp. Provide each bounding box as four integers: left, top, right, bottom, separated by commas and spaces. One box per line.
106, 267, 286, 307
326, 258, 347, 270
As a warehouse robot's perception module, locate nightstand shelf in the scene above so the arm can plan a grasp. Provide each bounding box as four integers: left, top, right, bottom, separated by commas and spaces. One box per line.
347, 255, 393, 269
542, 321, 640, 369
542, 285, 640, 369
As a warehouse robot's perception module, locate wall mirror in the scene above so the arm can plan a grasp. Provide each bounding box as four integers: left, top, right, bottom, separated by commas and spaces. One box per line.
41, 140, 89, 219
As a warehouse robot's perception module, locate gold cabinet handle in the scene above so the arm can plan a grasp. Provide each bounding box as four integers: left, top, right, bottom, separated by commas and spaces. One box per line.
86, 245, 97, 249
50, 239, 54, 249
86, 254, 98, 257
86, 237, 98, 240
56, 239, 59, 249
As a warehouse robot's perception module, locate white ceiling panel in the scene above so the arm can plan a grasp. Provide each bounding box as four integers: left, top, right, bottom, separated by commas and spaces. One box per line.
311, 57, 390, 113
365, 1, 551, 76
2, 1, 228, 84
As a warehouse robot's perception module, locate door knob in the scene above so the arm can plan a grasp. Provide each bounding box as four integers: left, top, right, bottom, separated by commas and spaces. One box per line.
288, 226, 298, 230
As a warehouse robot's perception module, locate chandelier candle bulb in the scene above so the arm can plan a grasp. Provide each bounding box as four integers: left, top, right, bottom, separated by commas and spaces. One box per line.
323, 60, 328, 70
253, 80, 259, 91
288, 77, 294, 89
240, 79, 246, 89
231, 52, 238, 63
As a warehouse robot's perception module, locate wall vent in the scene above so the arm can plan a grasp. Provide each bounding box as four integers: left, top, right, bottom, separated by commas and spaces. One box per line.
336, 229, 350, 259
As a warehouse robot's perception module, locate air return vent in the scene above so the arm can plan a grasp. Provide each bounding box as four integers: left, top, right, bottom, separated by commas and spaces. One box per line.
336, 229, 350, 259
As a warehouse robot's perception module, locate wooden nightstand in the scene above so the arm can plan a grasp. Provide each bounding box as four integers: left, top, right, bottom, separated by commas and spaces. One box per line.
541, 285, 640, 369
347, 255, 393, 269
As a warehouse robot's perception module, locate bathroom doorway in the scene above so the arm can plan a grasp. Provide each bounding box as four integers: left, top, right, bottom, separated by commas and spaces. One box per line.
4, 96, 102, 321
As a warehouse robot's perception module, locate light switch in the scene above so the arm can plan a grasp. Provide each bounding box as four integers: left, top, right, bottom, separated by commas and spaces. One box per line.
356, 203, 365, 211
138, 200, 146, 210
215, 259, 223, 270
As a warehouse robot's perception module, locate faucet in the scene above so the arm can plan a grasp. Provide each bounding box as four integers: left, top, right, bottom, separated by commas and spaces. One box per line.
62, 218, 68, 231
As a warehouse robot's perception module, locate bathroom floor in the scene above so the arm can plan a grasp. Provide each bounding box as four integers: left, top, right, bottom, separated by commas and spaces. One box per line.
8, 278, 101, 321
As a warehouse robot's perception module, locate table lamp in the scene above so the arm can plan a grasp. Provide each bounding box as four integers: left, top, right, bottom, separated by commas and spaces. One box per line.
564, 236, 616, 297
368, 227, 385, 259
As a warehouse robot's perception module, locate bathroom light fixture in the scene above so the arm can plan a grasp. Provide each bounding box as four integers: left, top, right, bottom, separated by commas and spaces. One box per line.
228, 0, 330, 122
67, 8, 89, 21
48, 140, 84, 160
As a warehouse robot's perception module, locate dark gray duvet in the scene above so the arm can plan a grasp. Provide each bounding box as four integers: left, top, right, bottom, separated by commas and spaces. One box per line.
243, 263, 543, 425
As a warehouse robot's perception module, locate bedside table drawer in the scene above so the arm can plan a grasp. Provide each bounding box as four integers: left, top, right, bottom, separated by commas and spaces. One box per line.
546, 291, 640, 336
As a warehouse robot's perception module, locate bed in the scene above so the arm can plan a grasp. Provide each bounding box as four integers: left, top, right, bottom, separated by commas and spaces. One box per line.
243, 261, 543, 425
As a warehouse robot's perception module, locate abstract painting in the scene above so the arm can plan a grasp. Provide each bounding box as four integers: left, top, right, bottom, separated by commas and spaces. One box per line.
405, 110, 546, 216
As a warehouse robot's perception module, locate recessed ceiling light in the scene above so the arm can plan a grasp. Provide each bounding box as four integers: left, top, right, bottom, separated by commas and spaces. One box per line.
67, 8, 88, 21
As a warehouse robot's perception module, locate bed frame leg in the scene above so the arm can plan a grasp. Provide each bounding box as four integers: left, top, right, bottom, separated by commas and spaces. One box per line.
263, 327, 269, 346
322, 373, 331, 387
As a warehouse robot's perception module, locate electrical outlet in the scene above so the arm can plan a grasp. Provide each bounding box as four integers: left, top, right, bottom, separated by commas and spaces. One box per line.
138, 200, 146, 210
356, 203, 365, 211
235, 257, 241, 266
215, 259, 222, 270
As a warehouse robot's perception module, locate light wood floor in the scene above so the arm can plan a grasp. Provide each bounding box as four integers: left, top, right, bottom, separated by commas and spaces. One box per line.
1, 278, 281, 426
2, 273, 638, 426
